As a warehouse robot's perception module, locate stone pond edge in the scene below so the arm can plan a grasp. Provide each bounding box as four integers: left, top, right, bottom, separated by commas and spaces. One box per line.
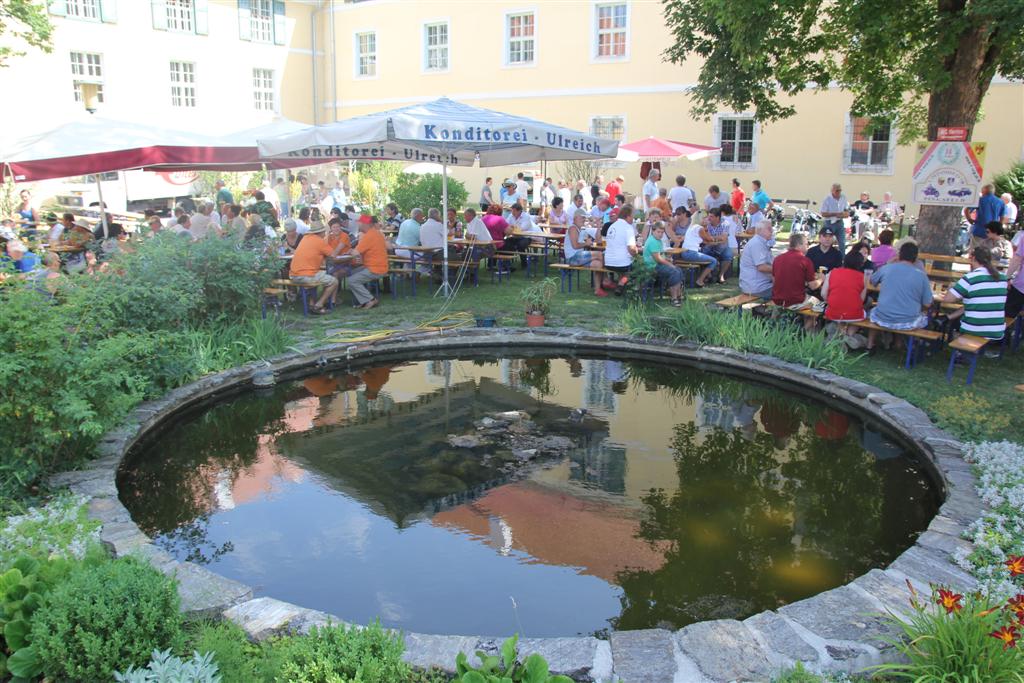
49, 327, 984, 683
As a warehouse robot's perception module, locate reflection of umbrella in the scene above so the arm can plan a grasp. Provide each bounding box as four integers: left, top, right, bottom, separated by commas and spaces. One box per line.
258, 97, 619, 294
814, 411, 850, 441
619, 137, 720, 163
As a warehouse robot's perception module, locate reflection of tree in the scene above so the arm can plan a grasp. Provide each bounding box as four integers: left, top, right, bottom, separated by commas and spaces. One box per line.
614, 412, 891, 631
518, 358, 556, 398
157, 516, 234, 565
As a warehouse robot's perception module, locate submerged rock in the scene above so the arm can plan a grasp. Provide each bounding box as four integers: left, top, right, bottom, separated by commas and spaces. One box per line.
447, 434, 485, 449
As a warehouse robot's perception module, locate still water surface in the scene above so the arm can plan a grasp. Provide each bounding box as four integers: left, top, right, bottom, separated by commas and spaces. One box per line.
119, 356, 940, 637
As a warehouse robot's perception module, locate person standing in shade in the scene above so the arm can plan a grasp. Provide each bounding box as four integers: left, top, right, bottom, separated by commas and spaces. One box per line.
964, 184, 1006, 250
642, 169, 661, 211
215, 180, 233, 208
347, 215, 389, 310
704, 185, 730, 212
668, 175, 694, 213
750, 180, 772, 214
515, 172, 530, 203
605, 175, 624, 203
480, 177, 494, 211
821, 183, 850, 254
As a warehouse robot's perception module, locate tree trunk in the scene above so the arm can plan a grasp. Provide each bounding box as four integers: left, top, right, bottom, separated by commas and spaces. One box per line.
915, 19, 997, 255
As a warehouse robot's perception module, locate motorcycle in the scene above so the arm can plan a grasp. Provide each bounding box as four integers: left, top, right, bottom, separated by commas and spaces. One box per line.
955, 219, 970, 255
790, 207, 821, 237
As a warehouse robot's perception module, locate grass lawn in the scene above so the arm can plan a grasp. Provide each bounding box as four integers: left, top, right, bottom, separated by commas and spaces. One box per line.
278, 268, 1023, 444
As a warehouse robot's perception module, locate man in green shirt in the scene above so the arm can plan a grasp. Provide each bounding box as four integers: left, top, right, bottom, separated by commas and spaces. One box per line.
215, 180, 233, 207
643, 222, 683, 307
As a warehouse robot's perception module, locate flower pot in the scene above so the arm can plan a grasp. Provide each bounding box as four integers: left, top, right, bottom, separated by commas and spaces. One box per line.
525, 313, 546, 327
475, 316, 496, 328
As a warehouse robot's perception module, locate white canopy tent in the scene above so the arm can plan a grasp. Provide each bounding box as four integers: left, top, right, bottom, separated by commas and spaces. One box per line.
258, 97, 620, 294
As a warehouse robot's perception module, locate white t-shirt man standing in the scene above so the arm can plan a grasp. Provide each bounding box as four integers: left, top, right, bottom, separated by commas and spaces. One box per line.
668, 175, 694, 212
642, 170, 661, 211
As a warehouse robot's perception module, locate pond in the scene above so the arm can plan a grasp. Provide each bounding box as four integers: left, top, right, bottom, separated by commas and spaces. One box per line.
118, 353, 941, 638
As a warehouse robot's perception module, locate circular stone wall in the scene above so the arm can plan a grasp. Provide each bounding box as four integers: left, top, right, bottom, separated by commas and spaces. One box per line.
51, 328, 983, 683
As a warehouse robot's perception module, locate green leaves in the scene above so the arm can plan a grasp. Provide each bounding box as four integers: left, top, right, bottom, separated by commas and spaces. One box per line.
452, 635, 571, 683
5, 644, 42, 679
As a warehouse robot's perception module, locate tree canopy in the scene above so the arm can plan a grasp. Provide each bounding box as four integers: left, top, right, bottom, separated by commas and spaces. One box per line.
0, 0, 54, 68
663, 0, 1024, 143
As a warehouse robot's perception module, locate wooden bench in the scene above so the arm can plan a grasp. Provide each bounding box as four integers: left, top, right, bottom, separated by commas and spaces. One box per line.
946, 334, 990, 385
849, 319, 944, 369
550, 263, 614, 293
489, 253, 519, 283
261, 287, 287, 319
714, 293, 762, 316
270, 278, 334, 316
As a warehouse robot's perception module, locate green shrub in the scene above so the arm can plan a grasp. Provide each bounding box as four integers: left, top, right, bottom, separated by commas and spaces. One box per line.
189, 620, 265, 683
390, 173, 469, 215
619, 302, 856, 374
930, 391, 1012, 442
267, 621, 412, 683
872, 586, 1024, 682
31, 556, 184, 682
115, 649, 221, 683
0, 554, 83, 680
453, 634, 573, 683
0, 494, 99, 565
994, 161, 1024, 220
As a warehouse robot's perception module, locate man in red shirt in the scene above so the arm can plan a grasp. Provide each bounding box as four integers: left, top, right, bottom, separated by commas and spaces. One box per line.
604, 175, 624, 202
772, 232, 822, 308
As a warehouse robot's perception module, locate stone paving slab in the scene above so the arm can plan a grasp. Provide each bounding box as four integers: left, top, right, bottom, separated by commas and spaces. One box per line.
743, 611, 820, 667
224, 597, 310, 640
676, 619, 776, 682
778, 585, 897, 652
889, 545, 978, 593
402, 633, 482, 673
609, 629, 679, 683
164, 561, 253, 617
519, 637, 611, 682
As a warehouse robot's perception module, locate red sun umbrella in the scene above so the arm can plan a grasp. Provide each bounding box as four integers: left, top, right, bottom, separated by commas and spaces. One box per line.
620, 137, 720, 163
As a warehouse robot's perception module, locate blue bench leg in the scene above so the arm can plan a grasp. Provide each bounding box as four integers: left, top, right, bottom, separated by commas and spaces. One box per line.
300, 287, 309, 316
966, 352, 979, 385
946, 350, 957, 382
904, 338, 915, 369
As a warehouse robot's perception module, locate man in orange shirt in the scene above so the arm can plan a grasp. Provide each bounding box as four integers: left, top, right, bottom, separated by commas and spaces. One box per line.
289, 222, 349, 314
348, 215, 388, 309
326, 216, 355, 279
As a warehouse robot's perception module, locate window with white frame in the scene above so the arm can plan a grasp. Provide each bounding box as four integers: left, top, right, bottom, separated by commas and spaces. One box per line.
424, 22, 449, 71
506, 12, 535, 65
251, 0, 274, 43
716, 116, 757, 168
166, 0, 194, 32
70, 51, 104, 104
590, 115, 625, 141
595, 2, 628, 59
355, 31, 376, 77
253, 68, 274, 111
169, 61, 196, 107
66, 0, 100, 20
844, 115, 895, 173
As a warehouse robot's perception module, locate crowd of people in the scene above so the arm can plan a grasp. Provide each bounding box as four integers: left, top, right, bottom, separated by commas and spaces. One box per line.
4, 170, 1020, 338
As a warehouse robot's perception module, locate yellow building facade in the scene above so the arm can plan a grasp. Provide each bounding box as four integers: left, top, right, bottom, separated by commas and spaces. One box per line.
315, 0, 1024, 206
3, 0, 1022, 210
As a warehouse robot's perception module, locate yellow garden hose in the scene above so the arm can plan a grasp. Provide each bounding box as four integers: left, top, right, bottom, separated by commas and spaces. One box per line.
325, 311, 475, 344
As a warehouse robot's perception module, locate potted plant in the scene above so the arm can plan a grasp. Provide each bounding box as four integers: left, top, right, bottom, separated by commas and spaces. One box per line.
520, 277, 558, 327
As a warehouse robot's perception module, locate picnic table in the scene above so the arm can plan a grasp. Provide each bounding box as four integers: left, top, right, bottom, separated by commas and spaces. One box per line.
919, 252, 971, 266
513, 231, 566, 275
47, 244, 85, 253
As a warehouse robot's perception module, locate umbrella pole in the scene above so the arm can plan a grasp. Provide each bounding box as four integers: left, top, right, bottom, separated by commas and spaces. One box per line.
95, 176, 109, 238
438, 159, 452, 297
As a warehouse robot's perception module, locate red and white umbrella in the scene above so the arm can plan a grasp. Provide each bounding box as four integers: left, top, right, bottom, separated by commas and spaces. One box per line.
619, 137, 720, 163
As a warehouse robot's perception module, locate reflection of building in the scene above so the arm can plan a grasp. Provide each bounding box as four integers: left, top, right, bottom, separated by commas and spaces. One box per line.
569, 437, 627, 495
583, 360, 618, 412
432, 480, 666, 583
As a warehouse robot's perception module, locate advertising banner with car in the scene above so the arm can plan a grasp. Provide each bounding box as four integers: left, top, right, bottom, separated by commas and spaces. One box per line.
911, 140, 987, 207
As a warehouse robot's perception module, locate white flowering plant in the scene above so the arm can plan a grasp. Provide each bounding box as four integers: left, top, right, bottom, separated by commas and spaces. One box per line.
0, 494, 100, 567
956, 441, 1024, 599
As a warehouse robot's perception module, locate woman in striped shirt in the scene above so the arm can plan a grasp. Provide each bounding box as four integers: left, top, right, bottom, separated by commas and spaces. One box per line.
943, 245, 1008, 340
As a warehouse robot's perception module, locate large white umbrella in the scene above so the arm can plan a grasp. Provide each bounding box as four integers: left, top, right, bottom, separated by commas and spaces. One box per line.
258, 97, 619, 294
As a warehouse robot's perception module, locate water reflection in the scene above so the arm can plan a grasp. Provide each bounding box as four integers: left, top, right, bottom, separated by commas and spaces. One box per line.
118, 356, 939, 636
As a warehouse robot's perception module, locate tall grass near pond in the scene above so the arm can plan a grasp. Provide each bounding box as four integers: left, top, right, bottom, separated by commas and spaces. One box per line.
620, 302, 856, 375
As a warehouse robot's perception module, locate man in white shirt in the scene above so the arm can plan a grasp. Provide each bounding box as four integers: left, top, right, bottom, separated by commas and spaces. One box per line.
820, 182, 850, 253
704, 185, 730, 212
1003, 193, 1018, 227
515, 173, 530, 202
566, 193, 587, 223
746, 199, 765, 234
878, 192, 902, 222
575, 180, 592, 209
463, 208, 491, 242
668, 175, 695, 213
603, 204, 638, 291
557, 181, 572, 207
642, 169, 661, 211
509, 203, 539, 235
294, 207, 312, 235
189, 202, 221, 239
417, 208, 447, 274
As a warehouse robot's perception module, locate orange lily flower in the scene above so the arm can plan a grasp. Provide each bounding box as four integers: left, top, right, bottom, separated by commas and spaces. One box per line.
936, 588, 963, 614
990, 625, 1019, 650
1009, 594, 1024, 618
1006, 555, 1024, 576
